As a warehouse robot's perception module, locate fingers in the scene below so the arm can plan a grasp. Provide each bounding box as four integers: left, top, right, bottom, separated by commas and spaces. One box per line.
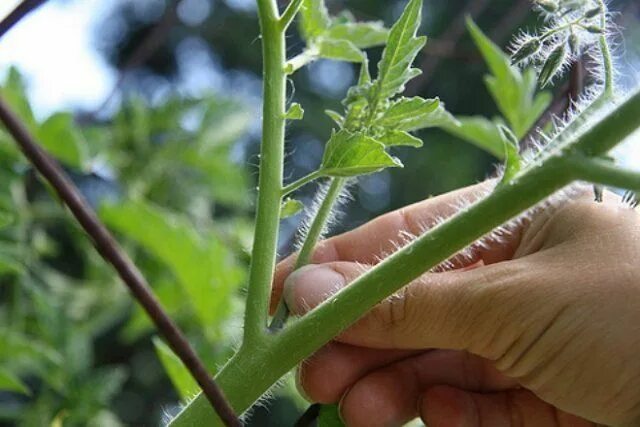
298, 342, 419, 403
420, 386, 596, 427
331, 351, 515, 427
270, 181, 520, 313
283, 259, 534, 356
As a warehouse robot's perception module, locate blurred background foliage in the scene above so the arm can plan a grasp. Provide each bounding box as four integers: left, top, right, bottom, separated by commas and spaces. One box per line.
0, 0, 638, 425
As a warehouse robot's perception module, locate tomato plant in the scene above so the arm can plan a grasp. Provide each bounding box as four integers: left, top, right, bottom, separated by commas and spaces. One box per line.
0, 0, 639, 425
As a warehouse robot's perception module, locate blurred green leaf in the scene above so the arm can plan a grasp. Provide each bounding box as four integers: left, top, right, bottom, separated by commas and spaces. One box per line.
1, 67, 36, 129
443, 116, 506, 159
36, 113, 88, 169
317, 39, 364, 63
325, 22, 389, 48
0, 253, 22, 275
0, 210, 14, 229
281, 199, 305, 218
320, 130, 402, 177
100, 200, 244, 337
299, 0, 332, 41
0, 368, 30, 395
286, 103, 305, 120
466, 18, 552, 138
153, 337, 199, 401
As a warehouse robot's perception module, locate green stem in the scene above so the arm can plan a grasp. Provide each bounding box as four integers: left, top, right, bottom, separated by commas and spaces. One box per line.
282, 170, 323, 197
568, 156, 640, 191
596, 0, 614, 96
279, 0, 304, 31
270, 177, 346, 330
285, 48, 318, 75
170, 88, 640, 427
242, 0, 286, 345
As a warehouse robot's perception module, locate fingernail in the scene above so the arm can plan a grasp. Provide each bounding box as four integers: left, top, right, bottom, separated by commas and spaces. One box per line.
284, 265, 346, 314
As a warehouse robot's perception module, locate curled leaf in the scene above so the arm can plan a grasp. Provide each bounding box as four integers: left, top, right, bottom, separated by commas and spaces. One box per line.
280, 199, 305, 219
286, 103, 305, 120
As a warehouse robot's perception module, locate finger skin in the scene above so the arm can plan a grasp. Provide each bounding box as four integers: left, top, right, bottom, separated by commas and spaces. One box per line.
336, 351, 515, 427
299, 342, 419, 403
270, 181, 518, 313
283, 259, 532, 354
420, 386, 596, 427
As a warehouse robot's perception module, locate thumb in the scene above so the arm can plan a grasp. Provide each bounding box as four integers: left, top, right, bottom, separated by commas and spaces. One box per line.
284, 259, 548, 359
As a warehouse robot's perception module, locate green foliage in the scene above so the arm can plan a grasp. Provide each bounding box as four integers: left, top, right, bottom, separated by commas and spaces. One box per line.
285, 103, 305, 120
153, 338, 199, 401
280, 198, 305, 218
498, 125, 522, 182
0, 68, 253, 424
373, 0, 425, 100
465, 19, 552, 139
443, 116, 506, 159
289, 0, 389, 70
319, 130, 402, 177
0, 368, 30, 396
310, 0, 457, 181
101, 199, 245, 342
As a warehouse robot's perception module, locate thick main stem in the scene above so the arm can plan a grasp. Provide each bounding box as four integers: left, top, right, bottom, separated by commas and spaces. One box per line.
242, 0, 286, 344
170, 87, 640, 427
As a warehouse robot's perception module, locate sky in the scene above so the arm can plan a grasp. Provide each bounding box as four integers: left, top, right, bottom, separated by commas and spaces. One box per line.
0, 0, 116, 119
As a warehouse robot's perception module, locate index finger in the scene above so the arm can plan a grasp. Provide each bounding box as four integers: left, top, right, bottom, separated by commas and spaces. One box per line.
271, 180, 522, 312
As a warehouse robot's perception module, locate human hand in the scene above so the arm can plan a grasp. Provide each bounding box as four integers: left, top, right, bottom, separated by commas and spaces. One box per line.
271, 183, 640, 427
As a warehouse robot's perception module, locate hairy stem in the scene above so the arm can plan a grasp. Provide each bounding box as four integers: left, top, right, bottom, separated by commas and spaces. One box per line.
597, 0, 614, 96
242, 0, 287, 344
282, 170, 324, 197
170, 88, 640, 427
279, 0, 304, 31
569, 156, 640, 191
270, 177, 346, 330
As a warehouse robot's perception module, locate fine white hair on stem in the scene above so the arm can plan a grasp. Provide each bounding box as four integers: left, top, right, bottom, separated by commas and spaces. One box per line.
294, 179, 355, 251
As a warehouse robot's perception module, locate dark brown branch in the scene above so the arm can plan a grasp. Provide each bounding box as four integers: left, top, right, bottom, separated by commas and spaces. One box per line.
0, 97, 241, 427
294, 404, 321, 427
0, 0, 47, 39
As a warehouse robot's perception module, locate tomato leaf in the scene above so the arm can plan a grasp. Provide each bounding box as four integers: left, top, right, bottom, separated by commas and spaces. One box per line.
376, 130, 423, 147
286, 103, 305, 120
442, 116, 507, 159
320, 130, 402, 177
324, 22, 389, 48
374, 0, 426, 100
317, 39, 365, 63
466, 18, 552, 138
298, 0, 331, 41
281, 198, 305, 218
